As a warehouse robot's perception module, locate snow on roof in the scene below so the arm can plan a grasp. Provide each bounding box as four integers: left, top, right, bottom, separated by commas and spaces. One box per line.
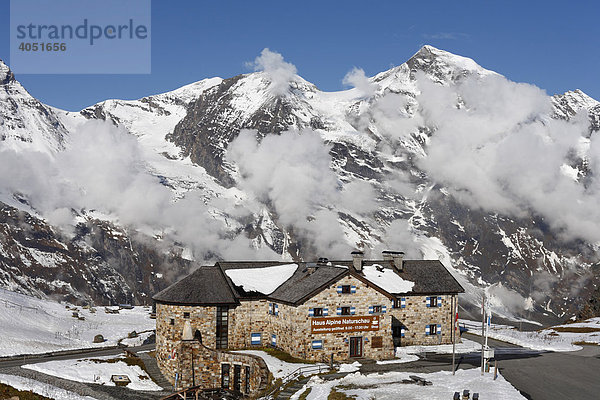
225, 263, 298, 295
362, 264, 414, 294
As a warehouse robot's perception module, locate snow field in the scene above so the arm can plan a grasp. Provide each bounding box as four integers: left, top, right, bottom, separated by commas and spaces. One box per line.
22, 354, 162, 391
290, 368, 526, 400
0, 288, 155, 357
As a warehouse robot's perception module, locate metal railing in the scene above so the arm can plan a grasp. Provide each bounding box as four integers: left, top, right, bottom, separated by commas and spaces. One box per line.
261, 364, 332, 399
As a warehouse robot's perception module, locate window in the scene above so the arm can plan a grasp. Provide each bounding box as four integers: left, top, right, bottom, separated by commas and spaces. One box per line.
183, 312, 190, 319
169, 318, 174, 326
428, 324, 437, 336
216, 306, 229, 349
221, 364, 230, 389
429, 297, 437, 307
341, 285, 351, 294
269, 303, 279, 316
372, 305, 381, 314
313, 307, 323, 317
341, 306, 351, 316
244, 366, 250, 393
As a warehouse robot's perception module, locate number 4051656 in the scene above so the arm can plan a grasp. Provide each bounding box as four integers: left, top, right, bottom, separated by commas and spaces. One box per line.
18, 42, 66, 52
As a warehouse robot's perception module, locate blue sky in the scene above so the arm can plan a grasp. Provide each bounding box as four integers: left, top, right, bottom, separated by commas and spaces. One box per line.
0, 0, 598, 111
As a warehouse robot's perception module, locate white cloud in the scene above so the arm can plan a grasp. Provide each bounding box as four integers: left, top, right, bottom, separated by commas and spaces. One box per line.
250, 48, 297, 96
343, 67, 377, 97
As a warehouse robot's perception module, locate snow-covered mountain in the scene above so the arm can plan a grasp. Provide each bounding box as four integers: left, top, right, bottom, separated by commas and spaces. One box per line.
1, 46, 599, 323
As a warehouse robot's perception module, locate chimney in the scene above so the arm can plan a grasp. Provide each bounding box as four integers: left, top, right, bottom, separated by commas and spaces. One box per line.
382, 250, 393, 261
393, 251, 404, 272
351, 251, 364, 271
382, 250, 404, 272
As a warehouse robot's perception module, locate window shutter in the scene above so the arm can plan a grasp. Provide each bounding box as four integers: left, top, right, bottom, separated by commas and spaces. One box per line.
268, 303, 273, 314
401, 327, 405, 338
426, 297, 430, 307
351, 285, 357, 293
437, 297, 442, 307
336, 285, 343, 293
274, 304, 279, 316
309, 308, 314, 317
311, 340, 323, 349
368, 306, 373, 314
425, 326, 429, 336
437, 324, 442, 335
323, 308, 328, 316
401, 297, 406, 308
381, 305, 387, 313
350, 306, 356, 315
271, 334, 276, 346
251, 333, 261, 345
336, 307, 341, 315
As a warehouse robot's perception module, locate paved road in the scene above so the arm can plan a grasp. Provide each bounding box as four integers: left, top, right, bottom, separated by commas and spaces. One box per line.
462, 333, 600, 400
0, 343, 155, 369
0, 343, 170, 400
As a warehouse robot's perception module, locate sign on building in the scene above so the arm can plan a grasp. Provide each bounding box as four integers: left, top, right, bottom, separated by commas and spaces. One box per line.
310, 315, 379, 334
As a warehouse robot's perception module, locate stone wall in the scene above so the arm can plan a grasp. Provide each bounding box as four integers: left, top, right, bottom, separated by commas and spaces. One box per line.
388, 294, 457, 346
156, 303, 217, 378
174, 339, 268, 396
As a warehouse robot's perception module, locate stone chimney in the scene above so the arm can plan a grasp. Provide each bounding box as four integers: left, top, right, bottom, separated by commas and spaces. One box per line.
351, 251, 364, 271
393, 251, 404, 272
182, 320, 193, 341
382, 250, 404, 271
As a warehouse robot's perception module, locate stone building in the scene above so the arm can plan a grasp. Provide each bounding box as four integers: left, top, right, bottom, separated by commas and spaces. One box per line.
153, 251, 464, 395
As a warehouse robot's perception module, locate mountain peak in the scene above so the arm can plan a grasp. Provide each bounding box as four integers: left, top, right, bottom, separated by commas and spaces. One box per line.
0, 60, 15, 85
406, 45, 495, 82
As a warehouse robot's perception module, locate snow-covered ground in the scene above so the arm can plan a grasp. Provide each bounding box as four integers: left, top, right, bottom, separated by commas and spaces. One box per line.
0, 288, 154, 356
0, 373, 95, 400
233, 350, 327, 379
22, 354, 162, 391
290, 368, 526, 400
461, 318, 600, 352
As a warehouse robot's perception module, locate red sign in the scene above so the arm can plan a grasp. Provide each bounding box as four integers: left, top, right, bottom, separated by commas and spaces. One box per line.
310, 315, 380, 334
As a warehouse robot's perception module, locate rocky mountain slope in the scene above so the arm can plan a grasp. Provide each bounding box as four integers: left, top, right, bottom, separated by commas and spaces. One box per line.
1, 47, 599, 323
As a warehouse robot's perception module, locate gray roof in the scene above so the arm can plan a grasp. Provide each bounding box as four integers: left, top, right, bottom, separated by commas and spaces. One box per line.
153, 259, 464, 306
269, 263, 348, 304
152, 266, 238, 305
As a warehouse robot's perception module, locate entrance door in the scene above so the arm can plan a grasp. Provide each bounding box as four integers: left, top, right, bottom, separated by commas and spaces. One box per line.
349, 336, 363, 358
216, 306, 229, 349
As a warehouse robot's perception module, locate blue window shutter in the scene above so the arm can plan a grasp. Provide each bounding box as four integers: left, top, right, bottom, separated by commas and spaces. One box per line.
426, 297, 430, 307
275, 304, 279, 316
337, 286, 343, 293
251, 333, 261, 345
401, 297, 406, 308
350, 306, 356, 315
382, 305, 387, 313
368, 306, 373, 314
351, 285, 357, 293
425, 326, 429, 336
323, 308, 328, 316
437, 297, 442, 307
269, 303, 273, 314
401, 327, 405, 338
271, 334, 276, 346
336, 307, 341, 315
309, 308, 314, 316
437, 324, 442, 334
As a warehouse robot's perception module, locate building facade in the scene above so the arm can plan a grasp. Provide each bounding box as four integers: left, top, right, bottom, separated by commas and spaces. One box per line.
153, 251, 464, 395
